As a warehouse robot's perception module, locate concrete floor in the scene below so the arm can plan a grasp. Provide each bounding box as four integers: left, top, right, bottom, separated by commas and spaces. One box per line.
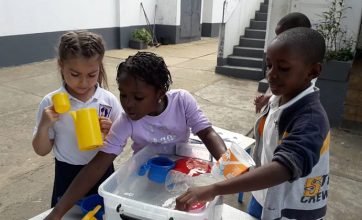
0, 38, 361, 219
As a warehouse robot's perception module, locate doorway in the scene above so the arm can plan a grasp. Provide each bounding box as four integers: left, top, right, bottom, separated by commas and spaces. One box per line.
180, 0, 202, 40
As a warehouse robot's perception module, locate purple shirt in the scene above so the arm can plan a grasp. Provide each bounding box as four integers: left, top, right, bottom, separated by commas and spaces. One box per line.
101, 89, 211, 155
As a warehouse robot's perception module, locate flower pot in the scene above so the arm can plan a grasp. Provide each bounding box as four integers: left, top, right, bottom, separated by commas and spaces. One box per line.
316, 60, 352, 127
129, 39, 148, 49
319, 60, 352, 82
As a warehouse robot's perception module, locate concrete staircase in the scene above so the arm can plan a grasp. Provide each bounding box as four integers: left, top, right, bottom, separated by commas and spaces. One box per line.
216, 0, 268, 81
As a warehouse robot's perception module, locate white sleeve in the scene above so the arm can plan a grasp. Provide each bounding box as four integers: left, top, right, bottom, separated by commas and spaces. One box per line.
33, 96, 55, 139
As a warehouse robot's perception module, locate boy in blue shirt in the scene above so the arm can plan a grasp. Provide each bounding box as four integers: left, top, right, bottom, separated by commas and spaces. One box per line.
176, 27, 330, 220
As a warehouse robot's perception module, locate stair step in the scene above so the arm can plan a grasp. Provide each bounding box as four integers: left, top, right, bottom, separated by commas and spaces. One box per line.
215, 65, 264, 80
227, 56, 263, 68
260, 3, 268, 13
255, 12, 268, 21
250, 20, 267, 30
239, 37, 265, 48
233, 46, 264, 58
245, 28, 266, 39
258, 78, 269, 93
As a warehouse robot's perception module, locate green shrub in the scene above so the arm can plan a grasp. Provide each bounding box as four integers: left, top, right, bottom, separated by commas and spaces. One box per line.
315, 0, 355, 61
132, 28, 152, 45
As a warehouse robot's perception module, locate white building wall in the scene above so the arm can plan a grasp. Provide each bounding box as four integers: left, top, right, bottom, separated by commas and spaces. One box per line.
156, 0, 180, 25
202, 0, 213, 23
221, 0, 264, 58
0, 0, 119, 37
0, 0, 201, 37
264, 0, 291, 50
212, 0, 225, 23
119, 0, 156, 27
202, 0, 224, 23
344, 0, 362, 43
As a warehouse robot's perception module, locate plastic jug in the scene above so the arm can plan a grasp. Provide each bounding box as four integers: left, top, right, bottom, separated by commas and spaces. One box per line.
70, 108, 103, 151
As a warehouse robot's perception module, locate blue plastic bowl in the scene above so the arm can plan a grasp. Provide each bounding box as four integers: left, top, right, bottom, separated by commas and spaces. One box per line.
79, 194, 104, 220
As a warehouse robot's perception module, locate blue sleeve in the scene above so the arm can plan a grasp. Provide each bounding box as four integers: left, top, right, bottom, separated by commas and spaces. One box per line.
272, 119, 325, 181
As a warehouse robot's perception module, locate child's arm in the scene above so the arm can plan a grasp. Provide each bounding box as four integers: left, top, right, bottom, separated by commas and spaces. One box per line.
197, 126, 227, 160
176, 160, 291, 211
32, 105, 58, 156
45, 151, 117, 220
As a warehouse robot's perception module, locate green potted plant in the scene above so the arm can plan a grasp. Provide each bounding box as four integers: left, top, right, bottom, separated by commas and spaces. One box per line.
129, 28, 152, 49
315, 0, 355, 127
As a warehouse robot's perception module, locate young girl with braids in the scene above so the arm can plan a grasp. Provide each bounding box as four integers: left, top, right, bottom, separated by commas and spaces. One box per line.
45, 51, 227, 219
32, 30, 122, 207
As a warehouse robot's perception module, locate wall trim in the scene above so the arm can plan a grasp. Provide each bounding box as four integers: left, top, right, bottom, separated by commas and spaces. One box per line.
0, 27, 120, 67
0, 24, 202, 67
202, 23, 221, 37
217, 57, 227, 66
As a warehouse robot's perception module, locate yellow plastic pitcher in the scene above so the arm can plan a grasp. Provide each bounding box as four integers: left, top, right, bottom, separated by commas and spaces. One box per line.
70, 108, 103, 151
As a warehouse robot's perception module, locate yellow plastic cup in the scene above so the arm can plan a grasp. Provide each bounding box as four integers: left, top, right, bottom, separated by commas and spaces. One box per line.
52, 92, 71, 113
70, 108, 103, 151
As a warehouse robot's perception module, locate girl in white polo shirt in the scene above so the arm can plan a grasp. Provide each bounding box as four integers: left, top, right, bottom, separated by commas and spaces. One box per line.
32, 30, 122, 207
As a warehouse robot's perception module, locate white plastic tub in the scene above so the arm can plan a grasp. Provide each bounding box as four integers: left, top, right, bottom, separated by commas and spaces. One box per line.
99, 144, 223, 220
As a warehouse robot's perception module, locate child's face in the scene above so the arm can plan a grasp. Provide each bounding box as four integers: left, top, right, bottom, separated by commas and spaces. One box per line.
59, 56, 100, 101
118, 73, 164, 120
266, 40, 318, 103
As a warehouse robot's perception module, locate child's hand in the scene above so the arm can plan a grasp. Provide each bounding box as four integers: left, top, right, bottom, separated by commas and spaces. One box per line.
39, 105, 60, 129
254, 95, 270, 113
175, 185, 217, 211
99, 116, 112, 136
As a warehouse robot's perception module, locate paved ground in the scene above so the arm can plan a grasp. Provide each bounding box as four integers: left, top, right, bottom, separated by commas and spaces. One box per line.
0, 38, 361, 219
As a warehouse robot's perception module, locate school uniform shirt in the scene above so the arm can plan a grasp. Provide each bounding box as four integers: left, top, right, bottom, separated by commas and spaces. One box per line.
252, 84, 330, 220
33, 84, 122, 165
101, 89, 211, 155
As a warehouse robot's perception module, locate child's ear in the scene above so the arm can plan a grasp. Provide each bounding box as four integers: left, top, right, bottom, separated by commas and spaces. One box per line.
156, 89, 167, 100
58, 59, 65, 73
57, 59, 63, 68
309, 63, 322, 79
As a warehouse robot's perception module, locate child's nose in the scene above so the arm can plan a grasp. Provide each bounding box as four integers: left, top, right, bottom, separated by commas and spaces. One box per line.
80, 77, 89, 86
267, 68, 277, 80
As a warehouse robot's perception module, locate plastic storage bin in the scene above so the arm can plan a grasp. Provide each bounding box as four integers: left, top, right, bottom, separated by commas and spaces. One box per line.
99, 144, 223, 220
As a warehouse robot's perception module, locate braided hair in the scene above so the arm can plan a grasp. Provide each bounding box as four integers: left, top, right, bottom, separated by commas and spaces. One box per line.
58, 30, 108, 88
117, 52, 172, 92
